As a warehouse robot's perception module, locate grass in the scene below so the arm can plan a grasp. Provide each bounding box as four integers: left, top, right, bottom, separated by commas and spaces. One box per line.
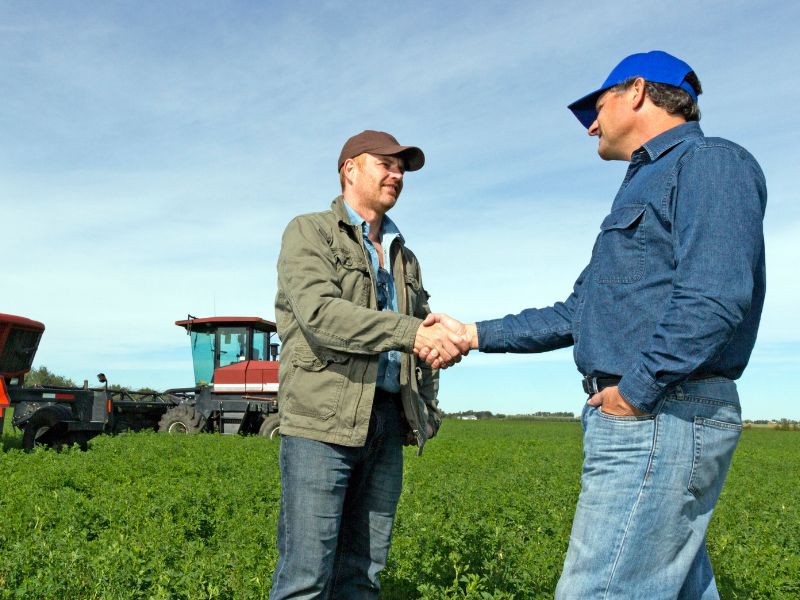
0, 418, 797, 598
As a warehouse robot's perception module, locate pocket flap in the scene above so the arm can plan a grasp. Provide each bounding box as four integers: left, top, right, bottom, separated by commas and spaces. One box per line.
292, 347, 349, 371
600, 205, 646, 231
332, 247, 369, 272
404, 273, 421, 289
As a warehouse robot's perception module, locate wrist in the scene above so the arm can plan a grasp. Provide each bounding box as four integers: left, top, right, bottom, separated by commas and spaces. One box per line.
465, 323, 479, 349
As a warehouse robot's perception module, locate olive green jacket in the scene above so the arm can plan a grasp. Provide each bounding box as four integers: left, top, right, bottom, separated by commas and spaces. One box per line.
275, 196, 441, 452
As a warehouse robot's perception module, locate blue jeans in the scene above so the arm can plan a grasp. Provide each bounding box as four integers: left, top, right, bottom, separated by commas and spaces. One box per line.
555, 377, 742, 599
269, 399, 405, 600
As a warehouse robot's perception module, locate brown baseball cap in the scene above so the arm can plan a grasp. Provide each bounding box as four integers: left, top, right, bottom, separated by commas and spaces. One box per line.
337, 130, 425, 172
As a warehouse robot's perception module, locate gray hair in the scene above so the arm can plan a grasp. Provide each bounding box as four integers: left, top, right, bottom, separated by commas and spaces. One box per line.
613, 72, 702, 121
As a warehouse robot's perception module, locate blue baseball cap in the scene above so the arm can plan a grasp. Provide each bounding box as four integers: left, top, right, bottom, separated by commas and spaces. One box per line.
567, 50, 700, 129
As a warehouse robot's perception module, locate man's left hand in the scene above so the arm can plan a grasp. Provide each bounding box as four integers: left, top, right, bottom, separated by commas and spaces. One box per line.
587, 385, 646, 416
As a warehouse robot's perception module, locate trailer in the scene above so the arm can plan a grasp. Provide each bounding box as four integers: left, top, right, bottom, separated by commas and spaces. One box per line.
1, 313, 281, 451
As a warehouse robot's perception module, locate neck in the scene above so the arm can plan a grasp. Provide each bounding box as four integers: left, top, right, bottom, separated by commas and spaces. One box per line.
626, 113, 688, 160
343, 194, 384, 241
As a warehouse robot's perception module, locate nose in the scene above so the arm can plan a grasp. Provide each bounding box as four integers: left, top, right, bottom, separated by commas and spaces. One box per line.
588, 120, 599, 137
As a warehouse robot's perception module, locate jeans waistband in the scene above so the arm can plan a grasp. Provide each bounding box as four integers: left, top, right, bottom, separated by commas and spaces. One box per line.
581, 373, 720, 395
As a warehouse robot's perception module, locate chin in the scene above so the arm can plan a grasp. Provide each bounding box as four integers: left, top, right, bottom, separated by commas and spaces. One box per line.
597, 145, 616, 162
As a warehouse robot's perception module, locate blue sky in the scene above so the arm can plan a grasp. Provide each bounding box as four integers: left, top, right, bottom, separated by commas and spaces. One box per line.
3, 1, 798, 419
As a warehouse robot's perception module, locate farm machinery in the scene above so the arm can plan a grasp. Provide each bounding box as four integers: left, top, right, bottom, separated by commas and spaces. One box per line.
0, 313, 281, 450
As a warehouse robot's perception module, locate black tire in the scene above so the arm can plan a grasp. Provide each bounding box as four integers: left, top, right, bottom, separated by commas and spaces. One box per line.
258, 414, 281, 440
22, 405, 73, 451
158, 404, 205, 434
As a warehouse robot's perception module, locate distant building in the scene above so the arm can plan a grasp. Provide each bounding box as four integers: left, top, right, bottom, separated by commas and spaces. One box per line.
458, 415, 478, 420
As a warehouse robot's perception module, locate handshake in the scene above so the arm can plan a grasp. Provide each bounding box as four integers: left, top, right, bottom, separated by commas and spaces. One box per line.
413, 313, 478, 369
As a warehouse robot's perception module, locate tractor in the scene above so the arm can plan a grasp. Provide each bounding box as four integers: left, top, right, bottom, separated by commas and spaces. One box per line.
1, 313, 282, 451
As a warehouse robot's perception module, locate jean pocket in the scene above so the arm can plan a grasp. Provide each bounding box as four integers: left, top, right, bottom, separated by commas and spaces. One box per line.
597, 406, 655, 422
688, 416, 742, 499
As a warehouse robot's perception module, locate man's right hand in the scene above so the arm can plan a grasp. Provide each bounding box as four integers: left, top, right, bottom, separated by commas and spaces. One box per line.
413, 320, 471, 369
413, 313, 477, 369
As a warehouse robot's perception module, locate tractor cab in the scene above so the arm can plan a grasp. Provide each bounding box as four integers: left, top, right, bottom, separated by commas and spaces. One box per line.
175, 316, 280, 395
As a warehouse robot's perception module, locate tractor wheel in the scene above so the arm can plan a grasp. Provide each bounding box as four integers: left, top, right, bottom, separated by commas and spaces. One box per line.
158, 405, 205, 434
258, 414, 281, 440
22, 405, 73, 451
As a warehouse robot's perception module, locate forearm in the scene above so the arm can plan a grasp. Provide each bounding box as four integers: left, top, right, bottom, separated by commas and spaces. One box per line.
476, 303, 575, 353
476, 265, 587, 353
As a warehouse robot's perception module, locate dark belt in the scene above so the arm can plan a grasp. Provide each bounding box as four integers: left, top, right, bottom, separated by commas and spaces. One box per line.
581, 373, 719, 395
374, 388, 403, 411
581, 376, 623, 395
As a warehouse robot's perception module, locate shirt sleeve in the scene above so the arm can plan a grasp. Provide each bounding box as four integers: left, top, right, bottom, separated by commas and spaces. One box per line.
618, 144, 767, 412
475, 264, 589, 353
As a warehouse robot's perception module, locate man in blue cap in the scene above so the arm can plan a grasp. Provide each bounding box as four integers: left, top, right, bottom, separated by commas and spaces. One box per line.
419, 50, 767, 598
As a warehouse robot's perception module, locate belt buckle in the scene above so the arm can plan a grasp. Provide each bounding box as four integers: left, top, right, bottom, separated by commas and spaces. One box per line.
582, 376, 599, 395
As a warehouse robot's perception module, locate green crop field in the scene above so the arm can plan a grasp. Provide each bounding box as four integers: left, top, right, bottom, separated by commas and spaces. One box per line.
1, 418, 798, 599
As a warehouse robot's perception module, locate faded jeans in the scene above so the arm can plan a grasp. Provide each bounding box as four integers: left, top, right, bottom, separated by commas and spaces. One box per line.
556, 377, 742, 599
269, 398, 404, 600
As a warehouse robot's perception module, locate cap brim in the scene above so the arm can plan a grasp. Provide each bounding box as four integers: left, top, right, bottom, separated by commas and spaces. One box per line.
567, 88, 606, 129
370, 144, 425, 171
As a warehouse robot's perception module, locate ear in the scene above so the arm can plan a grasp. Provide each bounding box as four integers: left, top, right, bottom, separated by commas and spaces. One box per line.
343, 158, 357, 182
630, 77, 647, 109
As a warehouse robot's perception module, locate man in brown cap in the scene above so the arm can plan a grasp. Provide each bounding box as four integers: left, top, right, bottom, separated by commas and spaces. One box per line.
270, 130, 468, 599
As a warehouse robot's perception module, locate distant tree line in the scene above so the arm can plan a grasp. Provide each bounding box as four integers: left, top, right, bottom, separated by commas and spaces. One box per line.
22, 367, 798, 425
444, 410, 577, 421
23, 366, 157, 395
445, 410, 505, 420
24, 366, 77, 388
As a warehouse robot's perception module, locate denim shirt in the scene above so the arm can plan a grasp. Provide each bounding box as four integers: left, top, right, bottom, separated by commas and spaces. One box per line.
344, 201, 402, 393
477, 122, 767, 413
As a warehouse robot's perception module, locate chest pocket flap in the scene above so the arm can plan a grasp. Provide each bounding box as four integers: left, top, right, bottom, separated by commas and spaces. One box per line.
600, 204, 646, 231
332, 246, 369, 272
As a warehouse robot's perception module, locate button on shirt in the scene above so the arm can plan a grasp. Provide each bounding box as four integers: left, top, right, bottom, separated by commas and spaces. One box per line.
344, 201, 403, 393
476, 122, 767, 413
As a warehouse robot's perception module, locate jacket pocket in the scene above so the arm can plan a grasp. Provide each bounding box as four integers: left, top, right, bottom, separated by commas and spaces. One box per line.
594, 204, 647, 284
332, 246, 371, 305
284, 348, 349, 420
404, 273, 429, 315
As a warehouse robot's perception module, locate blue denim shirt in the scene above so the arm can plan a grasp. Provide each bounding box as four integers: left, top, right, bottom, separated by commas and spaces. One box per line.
344, 201, 402, 393
477, 122, 767, 412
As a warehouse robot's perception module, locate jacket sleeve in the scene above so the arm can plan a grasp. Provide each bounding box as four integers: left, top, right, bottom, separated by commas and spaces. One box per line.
409, 256, 442, 437
474, 264, 588, 353
618, 145, 767, 412
277, 215, 423, 354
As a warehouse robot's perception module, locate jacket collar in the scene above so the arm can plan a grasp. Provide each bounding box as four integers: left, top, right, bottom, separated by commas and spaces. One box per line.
331, 195, 352, 224
331, 195, 405, 245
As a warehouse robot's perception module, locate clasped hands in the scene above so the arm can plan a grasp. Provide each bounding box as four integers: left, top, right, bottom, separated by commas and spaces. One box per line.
413, 313, 478, 369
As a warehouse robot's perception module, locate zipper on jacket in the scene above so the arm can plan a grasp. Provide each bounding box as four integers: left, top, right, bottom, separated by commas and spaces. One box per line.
413, 428, 425, 456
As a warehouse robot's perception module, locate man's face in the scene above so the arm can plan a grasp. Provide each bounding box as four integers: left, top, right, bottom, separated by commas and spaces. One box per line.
588, 87, 636, 161
350, 153, 405, 214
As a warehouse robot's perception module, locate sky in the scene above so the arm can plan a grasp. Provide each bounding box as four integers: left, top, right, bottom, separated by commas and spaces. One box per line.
2, 1, 798, 420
